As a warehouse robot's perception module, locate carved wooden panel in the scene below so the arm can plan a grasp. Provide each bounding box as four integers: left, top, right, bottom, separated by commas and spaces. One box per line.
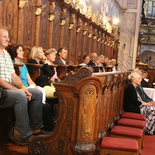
2, 0, 18, 43
38, 0, 50, 48
62, 10, 70, 48
18, 0, 36, 46
52, 3, 61, 49
28, 68, 130, 155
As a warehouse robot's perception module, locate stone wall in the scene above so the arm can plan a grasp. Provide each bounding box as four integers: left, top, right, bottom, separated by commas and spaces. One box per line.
118, 12, 137, 71
117, 0, 141, 71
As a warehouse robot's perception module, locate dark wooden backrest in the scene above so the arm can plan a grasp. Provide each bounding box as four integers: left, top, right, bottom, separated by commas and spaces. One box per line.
22, 46, 31, 63
26, 63, 42, 81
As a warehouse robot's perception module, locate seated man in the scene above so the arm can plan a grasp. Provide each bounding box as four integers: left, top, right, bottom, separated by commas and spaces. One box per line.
54, 47, 68, 80
99, 55, 106, 67
95, 57, 104, 72
87, 52, 99, 72
0, 27, 49, 146
54, 46, 68, 65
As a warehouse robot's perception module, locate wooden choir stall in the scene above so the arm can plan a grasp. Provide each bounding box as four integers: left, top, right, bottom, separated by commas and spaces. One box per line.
28, 67, 130, 155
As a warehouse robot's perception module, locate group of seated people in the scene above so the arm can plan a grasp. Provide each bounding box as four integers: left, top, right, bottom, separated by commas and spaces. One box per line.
124, 68, 155, 135
0, 26, 117, 146
1, 26, 113, 146
0, 27, 72, 146
0, 27, 50, 146
79, 52, 117, 72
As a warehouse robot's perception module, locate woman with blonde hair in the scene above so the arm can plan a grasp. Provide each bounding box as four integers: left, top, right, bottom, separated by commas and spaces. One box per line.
29, 46, 52, 87
124, 72, 155, 135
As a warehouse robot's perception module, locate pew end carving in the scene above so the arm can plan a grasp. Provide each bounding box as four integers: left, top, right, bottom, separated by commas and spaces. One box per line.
28, 67, 130, 155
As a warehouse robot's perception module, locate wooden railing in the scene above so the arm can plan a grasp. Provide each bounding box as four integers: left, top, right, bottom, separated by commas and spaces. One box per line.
14, 63, 112, 81
28, 67, 130, 155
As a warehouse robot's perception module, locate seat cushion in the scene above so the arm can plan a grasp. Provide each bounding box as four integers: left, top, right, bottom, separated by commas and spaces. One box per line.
121, 112, 146, 121
117, 118, 146, 129
101, 137, 138, 152
110, 126, 143, 138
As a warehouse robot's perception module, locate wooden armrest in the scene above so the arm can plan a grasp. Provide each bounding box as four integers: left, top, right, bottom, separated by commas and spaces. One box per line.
26, 63, 42, 81
67, 65, 81, 73
56, 65, 69, 80
55, 65, 82, 80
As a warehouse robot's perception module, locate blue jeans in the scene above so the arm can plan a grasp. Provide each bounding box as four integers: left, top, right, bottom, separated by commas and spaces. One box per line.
2, 88, 43, 138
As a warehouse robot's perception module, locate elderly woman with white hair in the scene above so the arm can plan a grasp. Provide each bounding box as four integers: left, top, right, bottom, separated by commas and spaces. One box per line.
124, 72, 155, 135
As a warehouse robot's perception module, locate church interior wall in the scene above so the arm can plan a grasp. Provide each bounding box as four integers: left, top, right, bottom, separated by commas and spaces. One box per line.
0, 0, 142, 70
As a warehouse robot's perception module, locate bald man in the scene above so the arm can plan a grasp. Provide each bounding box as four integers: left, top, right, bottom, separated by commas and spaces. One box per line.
87, 52, 99, 72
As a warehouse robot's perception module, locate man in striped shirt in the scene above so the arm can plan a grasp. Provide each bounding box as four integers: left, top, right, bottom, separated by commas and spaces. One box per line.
0, 27, 48, 145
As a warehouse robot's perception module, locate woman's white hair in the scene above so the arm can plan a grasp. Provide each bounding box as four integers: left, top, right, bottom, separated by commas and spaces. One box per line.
128, 72, 141, 81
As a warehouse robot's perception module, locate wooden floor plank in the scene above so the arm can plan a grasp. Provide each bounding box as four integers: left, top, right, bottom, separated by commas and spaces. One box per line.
0, 134, 28, 155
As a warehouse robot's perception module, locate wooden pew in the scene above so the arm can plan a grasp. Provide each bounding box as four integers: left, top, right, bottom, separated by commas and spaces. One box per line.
67, 65, 82, 73
56, 65, 82, 80
26, 63, 42, 81
28, 67, 130, 155
87, 65, 113, 73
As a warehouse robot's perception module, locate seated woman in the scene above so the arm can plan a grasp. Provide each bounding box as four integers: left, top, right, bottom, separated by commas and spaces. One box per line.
28, 46, 56, 98
79, 55, 90, 66
7, 44, 55, 131
124, 72, 155, 135
95, 57, 104, 72
28, 46, 52, 87
45, 48, 60, 83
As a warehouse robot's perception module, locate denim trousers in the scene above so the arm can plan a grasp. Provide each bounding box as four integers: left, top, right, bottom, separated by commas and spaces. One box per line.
2, 88, 43, 138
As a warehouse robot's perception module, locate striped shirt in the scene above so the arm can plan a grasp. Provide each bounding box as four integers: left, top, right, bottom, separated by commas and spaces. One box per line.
0, 49, 15, 83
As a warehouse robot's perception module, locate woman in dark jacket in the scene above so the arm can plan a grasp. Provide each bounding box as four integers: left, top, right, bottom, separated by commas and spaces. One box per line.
28, 46, 55, 131
28, 46, 52, 87
124, 72, 155, 134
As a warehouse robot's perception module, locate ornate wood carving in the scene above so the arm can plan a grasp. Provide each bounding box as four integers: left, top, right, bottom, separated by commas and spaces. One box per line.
29, 141, 50, 155
58, 67, 93, 85
72, 142, 96, 155
28, 69, 130, 155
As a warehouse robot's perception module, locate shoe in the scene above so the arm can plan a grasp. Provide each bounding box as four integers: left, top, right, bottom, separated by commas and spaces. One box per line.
33, 129, 52, 136
8, 126, 22, 145
20, 135, 35, 146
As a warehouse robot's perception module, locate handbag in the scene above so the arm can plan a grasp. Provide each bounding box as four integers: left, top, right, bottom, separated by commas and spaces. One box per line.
0, 87, 7, 106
